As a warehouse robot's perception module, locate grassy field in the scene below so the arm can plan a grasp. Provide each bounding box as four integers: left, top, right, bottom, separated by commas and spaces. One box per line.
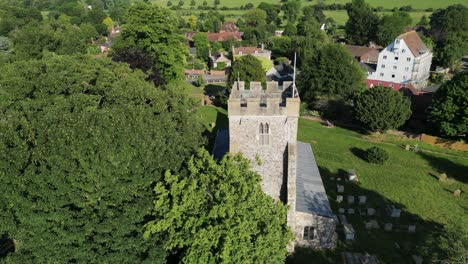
324, 10, 432, 26
197, 105, 468, 263
153, 0, 466, 9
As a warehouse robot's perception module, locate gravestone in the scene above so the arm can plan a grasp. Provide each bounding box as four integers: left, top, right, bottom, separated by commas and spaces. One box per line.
339, 208, 345, 214
330, 177, 335, 181
391, 209, 401, 218
453, 189, 461, 197
347, 208, 355, 215
365, 222, 373, 230
348, 169, 358, 182
408, 225, 416, 233
384, 223, 392, 231
337, 195, 343, 203
344, 224, 355, 241
337, 177, 342, 182
359, 196, 366, 205
337, 185, 344, 193
367, 208, 376, 216
405, 144, 410, 151
347, 196, 355, 204
339, 214, 348, 224
438, 173, 447, 182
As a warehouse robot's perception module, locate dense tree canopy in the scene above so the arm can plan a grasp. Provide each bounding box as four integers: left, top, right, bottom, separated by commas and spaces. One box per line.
376, 11, 412, 46
354, 86, 412, 132
429, 71, 468, 140
282, 0, 301, 24
112, 3, 187, 85
0, 55, 204, 262
193, 32, 210, 63
145, 149, 293, 263
430, 5, 468, 69
298, 43, 364, 103
227, 55, 266, 91
345, 0, 379, 45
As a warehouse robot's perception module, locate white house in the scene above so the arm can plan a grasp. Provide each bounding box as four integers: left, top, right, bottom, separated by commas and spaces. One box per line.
367, 30, 432, 90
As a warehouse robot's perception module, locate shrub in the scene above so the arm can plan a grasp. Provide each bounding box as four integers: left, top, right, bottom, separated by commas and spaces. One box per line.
365, 147, 389, 164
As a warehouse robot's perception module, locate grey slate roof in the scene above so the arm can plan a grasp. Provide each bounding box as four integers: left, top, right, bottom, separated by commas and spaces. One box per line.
296, 141, 334, 218
212, 129, 229, 161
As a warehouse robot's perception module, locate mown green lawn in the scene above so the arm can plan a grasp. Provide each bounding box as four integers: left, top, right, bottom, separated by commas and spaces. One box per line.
324, 10, 433, 26
197, 106, 468, 263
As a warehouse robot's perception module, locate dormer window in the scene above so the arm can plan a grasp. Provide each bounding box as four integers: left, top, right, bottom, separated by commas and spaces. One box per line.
407, 58, 411, 62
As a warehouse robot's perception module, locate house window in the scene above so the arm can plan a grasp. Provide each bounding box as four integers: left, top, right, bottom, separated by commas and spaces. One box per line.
393, 66, 397, 70
396, 39, 400, 44
383, 55, 387, 59
381, 64, 385, 68
380, 73, 384, 77
403, 75, 407, 80
395, 57, 399, 60
405, 67, 409, 71
303, 226, 315, 240
402, 49, 406, 53
407, 58, 411, 62
240, 98, 247, 107
259, 123, 270, 145
392, 74, 395, 78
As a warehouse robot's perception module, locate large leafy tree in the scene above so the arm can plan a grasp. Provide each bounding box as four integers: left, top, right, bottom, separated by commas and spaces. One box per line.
112, 3, 187, 85
282, 0, 301, 24
227, 55, 266, 91
429, 71, 468, 140
430, 5, 468, 70
345, 0, 379, 45
354, 86, 412, 132
193, 32, 210, 63
0, 55, 204, 263
145, 149, 293, 263
376, 11, 412, 46
298, 43, 364, 103
257, 2, 281, 25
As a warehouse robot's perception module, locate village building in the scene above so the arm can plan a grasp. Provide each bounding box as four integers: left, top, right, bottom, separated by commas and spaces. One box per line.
219, 22, 239, 33
213, 81, 336, 250
367, 30, 432, 90
209, 50, 231, 70
232, 45, 272, 61
345, 45, 379, 64
207, 32, 242, 42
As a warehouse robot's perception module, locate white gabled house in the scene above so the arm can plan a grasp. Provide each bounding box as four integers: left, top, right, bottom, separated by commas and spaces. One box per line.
367, 30, 432, 91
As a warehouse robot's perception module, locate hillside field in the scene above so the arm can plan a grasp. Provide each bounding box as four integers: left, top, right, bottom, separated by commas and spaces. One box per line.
197, 105, 468, 263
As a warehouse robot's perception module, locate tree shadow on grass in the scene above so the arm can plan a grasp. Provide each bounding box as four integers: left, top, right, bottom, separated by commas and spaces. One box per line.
418, 152, 468, 184
205, 109, 228, 153
350, 147, 367, 162
287, 166, 447, 264
204, 84, 225, 96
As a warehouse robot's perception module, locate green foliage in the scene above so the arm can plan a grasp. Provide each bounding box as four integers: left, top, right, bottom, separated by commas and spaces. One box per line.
345, 0, 379, 45
283, 22, 297, 36
144, 149, 293, 263
227, 55, 266, 90
283, 0, 301, 23
112, 2, 187, 85
193, 32, 210, 62
0, 55, 204, 262
298, 43, 364, 103
421, 223, 468, 262
365, 146, 389, 164
429, 71, 468, 140
243, 8, 267, 27
258, 2, 281, 25
354, 86, 412, 132
376, 11, 412, 46
196, 74, 205, 87
214, 61, 226, 70
430, 5, 468, 69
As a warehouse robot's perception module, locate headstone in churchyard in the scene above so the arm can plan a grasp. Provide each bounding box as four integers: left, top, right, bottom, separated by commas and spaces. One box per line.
408, 225, 416, 233
412, 255, 423, 264
348, 169, 358, 182
369, 220, 379, 229
348, 196, 355, 204
337, 185, 344, 193
405, 144, 410, 151
391, 209, 401, 218
453, 189, 461, 197
339, 208, 345, 214
330, 177, 335, 181
413, 144, 419, 152
359, 196, 366, 205
348, 208, 355, 215
438, 173, 447, 182
337, 195, 343, 203
367, 208, 376, 216
339, 214, 348, 224
337, 177, 342, 181
365, 221, 373, 229
384, 223, 392, 231
344, 224, 355, 241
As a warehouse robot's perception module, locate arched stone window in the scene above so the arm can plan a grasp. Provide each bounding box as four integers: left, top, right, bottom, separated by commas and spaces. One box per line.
259, 123, 270, 145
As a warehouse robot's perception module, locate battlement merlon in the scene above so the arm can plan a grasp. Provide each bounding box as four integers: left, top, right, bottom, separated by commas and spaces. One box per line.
228, 81, 300, 117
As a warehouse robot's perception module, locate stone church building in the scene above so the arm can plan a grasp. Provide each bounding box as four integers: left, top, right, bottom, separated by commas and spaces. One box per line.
213, 81, 336, 250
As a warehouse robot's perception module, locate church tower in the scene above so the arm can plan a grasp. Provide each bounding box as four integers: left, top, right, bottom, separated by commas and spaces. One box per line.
227, 81, 300, 201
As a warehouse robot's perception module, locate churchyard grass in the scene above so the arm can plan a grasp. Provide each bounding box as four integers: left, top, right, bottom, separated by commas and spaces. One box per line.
197, 106, 468, 262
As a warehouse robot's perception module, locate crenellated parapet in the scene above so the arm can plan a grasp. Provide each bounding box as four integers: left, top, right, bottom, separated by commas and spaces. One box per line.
228, 81, 300, 117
